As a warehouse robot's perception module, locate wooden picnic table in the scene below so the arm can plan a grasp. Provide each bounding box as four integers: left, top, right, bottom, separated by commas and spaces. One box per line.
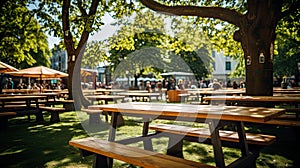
95, 89, 125, 95
85, 95, 125, 104
203, 95, 300, 106
117, 92, 160, 102
88, 102, 284, 168
187, 89, 245, 102
0, 95, 47, 122
273, 89, 300, 94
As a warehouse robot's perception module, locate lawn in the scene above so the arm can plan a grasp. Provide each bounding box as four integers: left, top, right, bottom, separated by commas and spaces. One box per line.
0, 111, 299, 168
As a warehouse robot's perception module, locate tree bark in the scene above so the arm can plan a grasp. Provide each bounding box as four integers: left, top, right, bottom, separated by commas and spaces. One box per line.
62, 0, 100, 109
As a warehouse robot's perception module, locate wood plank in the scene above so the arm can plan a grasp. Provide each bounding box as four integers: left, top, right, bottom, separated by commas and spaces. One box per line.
70, 137, 215, 168
150, 124, 276, 146
265, 119, 300, 127
88, 103, 285, 124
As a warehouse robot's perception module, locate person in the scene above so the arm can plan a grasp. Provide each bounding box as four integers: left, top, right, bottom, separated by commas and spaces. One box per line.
232, 80, 238, 89
210, 79, 222, 90
200, 80, 207, 88
6, 78, 14, 89
145, 81, 152, 93
177, 79, 185, 90
167, 78, 176, 91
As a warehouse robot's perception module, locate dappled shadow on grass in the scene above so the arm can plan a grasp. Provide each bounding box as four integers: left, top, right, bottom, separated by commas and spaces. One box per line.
0, 111, 93, 168
245, 123, 300, 168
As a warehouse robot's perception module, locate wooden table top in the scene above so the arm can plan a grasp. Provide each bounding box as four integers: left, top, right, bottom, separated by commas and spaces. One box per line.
0, 95, 47, 100
85, 95, 125, 100
203, 95, 300, 103
117, 92, 160, 97
88, 102, 285, 123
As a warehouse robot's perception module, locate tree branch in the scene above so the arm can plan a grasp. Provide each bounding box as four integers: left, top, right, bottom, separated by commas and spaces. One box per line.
280, 0, 300, 20
76, 0, 100, 52
62, 0, 75, 53
139, 0, 243, 27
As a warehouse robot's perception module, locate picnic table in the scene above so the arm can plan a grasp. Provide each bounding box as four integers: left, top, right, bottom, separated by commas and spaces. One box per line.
203, 95, 300, 106
186, 89, 245, 103
87, 102, 284, 168
117, 92, 160, 102
95, 89, 125, 95
85, 95, 125, 104
273, 88, 300, 94
0, 95, 46, 122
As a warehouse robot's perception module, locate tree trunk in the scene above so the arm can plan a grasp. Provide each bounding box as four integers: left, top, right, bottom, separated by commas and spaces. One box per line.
67, 51, 91, 110
234, 0, 282, 96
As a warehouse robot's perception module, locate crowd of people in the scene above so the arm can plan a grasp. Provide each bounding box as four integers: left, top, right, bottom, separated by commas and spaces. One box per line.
109, 78, 246, 93
2, 77, 65, 90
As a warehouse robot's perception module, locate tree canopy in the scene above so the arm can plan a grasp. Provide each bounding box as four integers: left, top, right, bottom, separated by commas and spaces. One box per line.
0, 1, 51, 69
140, 0, 300, 96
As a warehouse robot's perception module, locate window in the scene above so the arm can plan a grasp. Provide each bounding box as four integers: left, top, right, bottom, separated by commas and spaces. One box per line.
225, 61, 231, 70
212, 62, 216, 70
212, 51, 216, 58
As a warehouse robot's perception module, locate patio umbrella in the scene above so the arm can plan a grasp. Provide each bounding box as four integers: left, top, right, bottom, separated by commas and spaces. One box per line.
5, 66, 68, 92
5, 66, 68, 79
0, 61, 19, 73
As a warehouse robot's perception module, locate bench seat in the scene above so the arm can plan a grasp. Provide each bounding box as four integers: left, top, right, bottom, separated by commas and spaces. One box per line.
69, 137, 215, 168
149, 123, 276, 166
265, 119, 300, 127
150, 124, 276, 146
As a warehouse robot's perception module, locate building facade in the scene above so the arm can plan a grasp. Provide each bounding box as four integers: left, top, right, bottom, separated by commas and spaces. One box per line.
211, 50, 240, 84
50, 48, 68, 73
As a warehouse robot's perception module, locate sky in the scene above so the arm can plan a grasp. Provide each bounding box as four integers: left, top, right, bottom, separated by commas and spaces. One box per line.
47, 13, 118, 49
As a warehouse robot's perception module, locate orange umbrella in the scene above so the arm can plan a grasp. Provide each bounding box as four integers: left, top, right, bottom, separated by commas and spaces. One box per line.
5, 66, 68, 79
0, 61, 19, 73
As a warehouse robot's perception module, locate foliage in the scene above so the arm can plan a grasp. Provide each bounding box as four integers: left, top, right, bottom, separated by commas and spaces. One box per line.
82, 40, 108, 69
108, 10, 213, 80
0, 1, 51, 69
140, 0, 300, 81
273, 17, 300, 81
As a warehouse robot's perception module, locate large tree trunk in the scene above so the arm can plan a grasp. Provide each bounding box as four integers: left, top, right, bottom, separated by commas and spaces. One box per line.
67, 50, 91, 110
234, 0, 282, 96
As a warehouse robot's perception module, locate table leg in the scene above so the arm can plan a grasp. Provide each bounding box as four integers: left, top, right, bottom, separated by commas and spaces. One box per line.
236, 121, 249, 157
142, 121, 153, 151
208, 119, 225, 168
108, 112, 118, 142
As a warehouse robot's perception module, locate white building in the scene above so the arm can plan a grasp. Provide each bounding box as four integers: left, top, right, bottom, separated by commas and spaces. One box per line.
211, 50, 239, 84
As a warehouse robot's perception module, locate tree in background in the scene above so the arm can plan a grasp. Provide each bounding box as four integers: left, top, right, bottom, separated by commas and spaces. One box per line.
273, 13, 300, 86
30, 0, 137, 107
140, 0, 300, 96
108, 10, 212, 86
0, 1, 51, 69
82, 40, 108, 69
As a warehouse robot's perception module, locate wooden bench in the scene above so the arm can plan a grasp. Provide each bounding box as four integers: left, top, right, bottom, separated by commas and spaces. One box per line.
149, 124, 276, 165
69, 137, 215, 168
0, 112, 17, 129
39, 106, 66, 123
265, 119, 300, 127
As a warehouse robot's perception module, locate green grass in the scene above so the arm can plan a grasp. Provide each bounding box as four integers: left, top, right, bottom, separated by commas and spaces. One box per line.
0, 111, 299, 168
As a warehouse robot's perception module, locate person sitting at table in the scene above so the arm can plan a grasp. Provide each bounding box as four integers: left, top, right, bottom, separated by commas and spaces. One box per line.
177, 79, 185, 90
6, 78, 14, 89
232, 80, 238, 89
145, 81, 152, 93
167, 78, 176, 91
209, 79, 222, 90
